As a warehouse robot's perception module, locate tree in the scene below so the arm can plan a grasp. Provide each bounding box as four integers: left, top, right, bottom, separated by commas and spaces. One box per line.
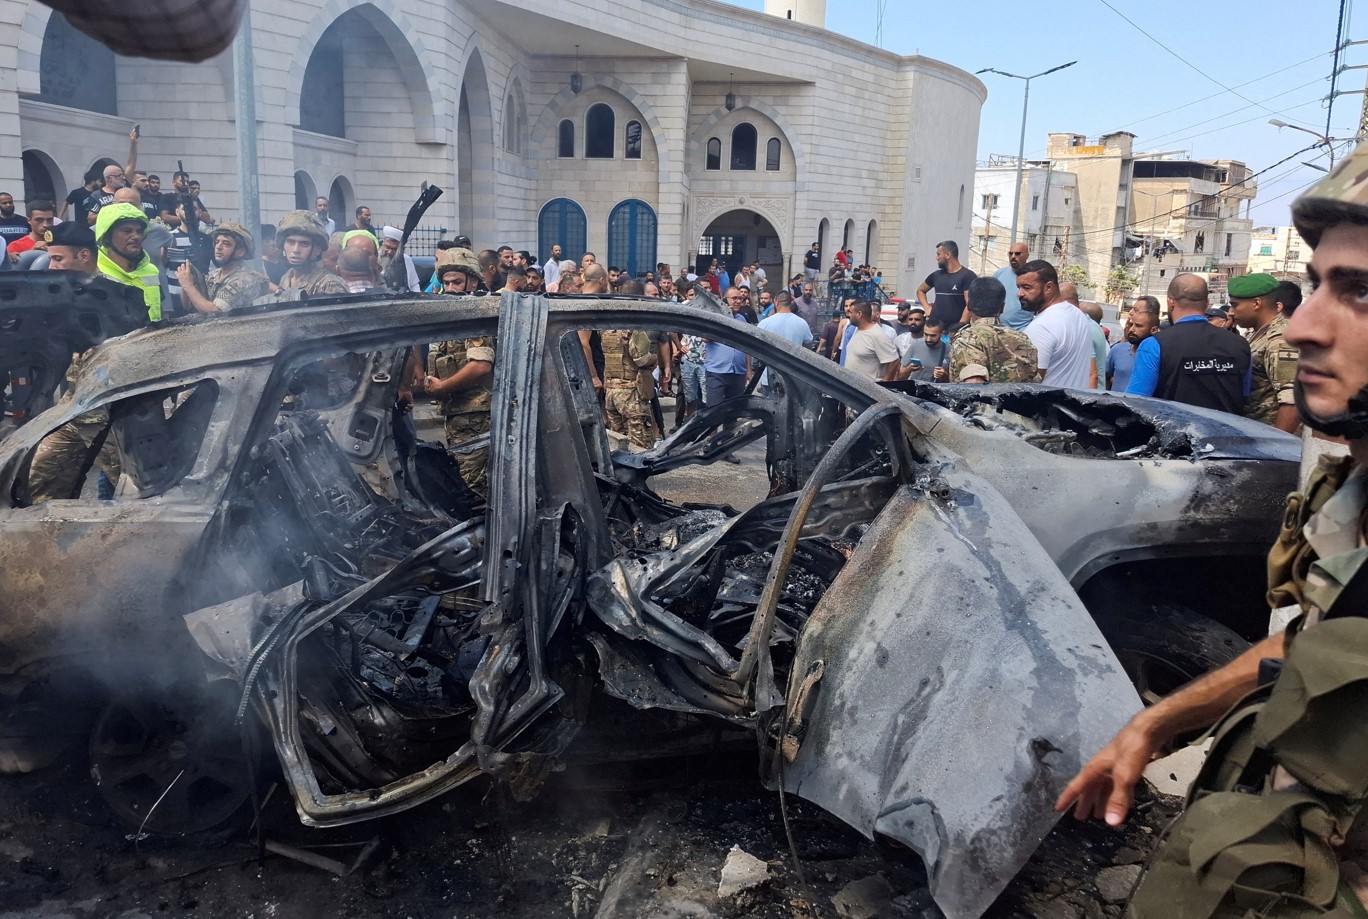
1104, 265, 1140, 302
1060, 263, 1092, 292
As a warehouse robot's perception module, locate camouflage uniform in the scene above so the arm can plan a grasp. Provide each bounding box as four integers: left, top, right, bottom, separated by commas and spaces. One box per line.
950, 317, 1039, 383
601, 329, 657, 449
428, 336, 496, 495
280, 262, 349, 296
1244, 314, 1298, 426
28, 353, 119, 502
204, 264, 271, 312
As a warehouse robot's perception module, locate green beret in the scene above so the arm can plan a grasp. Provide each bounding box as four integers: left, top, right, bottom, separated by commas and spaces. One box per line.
1227, 273, 1279, 299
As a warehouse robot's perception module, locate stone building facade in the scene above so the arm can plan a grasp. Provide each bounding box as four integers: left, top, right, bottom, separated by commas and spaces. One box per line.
0, 0, 985, 292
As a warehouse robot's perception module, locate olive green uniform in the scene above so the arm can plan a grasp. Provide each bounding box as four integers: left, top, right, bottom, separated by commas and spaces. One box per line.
601, 329, 657, 449
1127, 457, 1368, 918
204, 263, 271, 312
1244, 314, 1299, 427
949, 317, 1039, 383
281, 262, 349, 296
428, 336, 496, 495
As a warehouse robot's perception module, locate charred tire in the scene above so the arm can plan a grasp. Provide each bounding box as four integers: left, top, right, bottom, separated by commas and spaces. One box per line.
1094, 604, 1250, 707
88, 680, 260, 838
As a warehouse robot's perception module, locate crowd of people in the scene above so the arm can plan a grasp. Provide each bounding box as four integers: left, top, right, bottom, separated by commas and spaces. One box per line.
0, 122, 1310, 471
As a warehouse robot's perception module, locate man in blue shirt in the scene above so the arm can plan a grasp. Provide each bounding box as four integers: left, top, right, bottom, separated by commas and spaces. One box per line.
757, 291, 813, 390
1125, 274, 1251, 415
1106, 297, 1160, 391
997, 242, 1032, 331
704, 287, 752, 404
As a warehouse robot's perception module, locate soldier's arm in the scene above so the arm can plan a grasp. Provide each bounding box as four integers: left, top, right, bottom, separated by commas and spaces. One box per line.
176, 266, 219, 314
1057, 631, 1286, 827
1271, 348, 1300, 433
628, 332, 658, 370
425, 358, 493, 396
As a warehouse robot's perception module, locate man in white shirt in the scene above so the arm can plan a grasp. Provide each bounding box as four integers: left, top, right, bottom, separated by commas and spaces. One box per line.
542, 243, 562, 288
843, 300, 899, 381
313, 197, 336, 236
1019, 260, 1098, 389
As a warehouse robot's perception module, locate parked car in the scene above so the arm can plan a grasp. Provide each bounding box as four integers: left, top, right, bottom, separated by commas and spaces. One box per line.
0, 277, 1298, 918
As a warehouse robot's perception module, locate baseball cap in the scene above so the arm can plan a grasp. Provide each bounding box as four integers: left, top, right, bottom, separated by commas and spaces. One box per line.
957, 363, 990, 382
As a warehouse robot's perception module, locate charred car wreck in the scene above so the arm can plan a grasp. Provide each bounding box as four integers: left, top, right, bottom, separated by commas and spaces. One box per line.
0, 281, 1300, 918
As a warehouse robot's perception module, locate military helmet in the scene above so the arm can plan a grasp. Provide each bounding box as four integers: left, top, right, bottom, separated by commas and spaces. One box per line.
275, 209, 328, 252
1290, 139, 1368, 440
436, 245, 482, 279
212, 221, 254, 259
1292, 141, 1368, 248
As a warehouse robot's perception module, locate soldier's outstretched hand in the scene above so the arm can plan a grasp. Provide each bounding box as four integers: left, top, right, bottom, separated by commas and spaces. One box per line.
1055, 718, 1164, 827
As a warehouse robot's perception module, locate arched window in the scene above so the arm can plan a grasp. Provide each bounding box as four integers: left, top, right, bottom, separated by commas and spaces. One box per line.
624, 121, 643, 160
503, 93, 518, 153
706, 138, 721, 171
607, 200, 658, 278
958, 184, 966, 223
765, 138, 781, 171
293, 171, 316, 211
557, 119, 575, 158
539, 198, 588, 265
300, 23, 345, 136
33, 13, 117, 115
585, 103, 615, 158
730, 123, 757, 170
22, 151, 60, 205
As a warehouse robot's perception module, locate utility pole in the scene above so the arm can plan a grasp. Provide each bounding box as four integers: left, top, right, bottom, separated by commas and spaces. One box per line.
233, 2, 261, 270
980, 198, 995, 274
975, 61, 1077, 245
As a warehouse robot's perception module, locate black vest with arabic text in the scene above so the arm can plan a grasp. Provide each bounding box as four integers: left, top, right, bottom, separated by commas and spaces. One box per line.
1154, 318, 1251, 416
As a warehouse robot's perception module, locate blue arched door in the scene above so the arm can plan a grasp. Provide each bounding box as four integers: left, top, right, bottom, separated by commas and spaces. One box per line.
607, 199, 657, 278
538, 198, 587, 264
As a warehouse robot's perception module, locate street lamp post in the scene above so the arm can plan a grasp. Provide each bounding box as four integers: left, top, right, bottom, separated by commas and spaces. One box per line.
1268, 119, 1344, 169
977, 61, 1077, 246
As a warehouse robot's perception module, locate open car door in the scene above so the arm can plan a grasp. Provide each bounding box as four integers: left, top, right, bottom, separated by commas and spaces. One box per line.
0, 273, 148, 432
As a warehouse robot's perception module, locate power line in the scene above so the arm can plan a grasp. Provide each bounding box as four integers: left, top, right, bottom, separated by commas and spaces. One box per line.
1327, 0, 1350, 137
1013, 51, 1335, 163
1095, 0, 1320, 127
1137, 81, 1328, 149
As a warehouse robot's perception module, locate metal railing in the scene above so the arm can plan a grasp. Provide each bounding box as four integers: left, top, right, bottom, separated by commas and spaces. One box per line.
404, 226, 448, 258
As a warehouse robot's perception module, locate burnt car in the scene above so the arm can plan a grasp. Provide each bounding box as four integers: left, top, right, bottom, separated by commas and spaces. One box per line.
0, 277, 1297, 918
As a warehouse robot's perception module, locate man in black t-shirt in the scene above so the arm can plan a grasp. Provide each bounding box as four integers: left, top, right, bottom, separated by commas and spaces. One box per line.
0, 193, 30, 247
83, 163, 128, 225
131, 172, 159, 220
803, 242, 821, 282
916, 239, 977, 329
60, 172, 102, 226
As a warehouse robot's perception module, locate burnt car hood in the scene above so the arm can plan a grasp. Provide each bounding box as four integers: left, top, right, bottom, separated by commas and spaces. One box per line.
776, 475, 1139, 918
885, 380, 1299, 462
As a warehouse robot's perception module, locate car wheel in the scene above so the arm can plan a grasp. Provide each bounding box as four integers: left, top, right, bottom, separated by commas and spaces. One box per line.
88, 680, 258, 837
1094, 604, 1250, 707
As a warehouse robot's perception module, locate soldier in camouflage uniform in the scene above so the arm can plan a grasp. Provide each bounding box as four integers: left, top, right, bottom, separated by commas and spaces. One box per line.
950, 276, 1038, 383
1228, 271, 1300, 433
176, 222, 270, 314
1056, 140, 1368, 917
423, 248, 495, 494
601, 328, 658, 449
275, 210, 348, 296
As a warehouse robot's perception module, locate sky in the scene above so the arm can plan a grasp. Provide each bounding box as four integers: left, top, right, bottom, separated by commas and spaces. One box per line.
729, 0, 1356, 227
